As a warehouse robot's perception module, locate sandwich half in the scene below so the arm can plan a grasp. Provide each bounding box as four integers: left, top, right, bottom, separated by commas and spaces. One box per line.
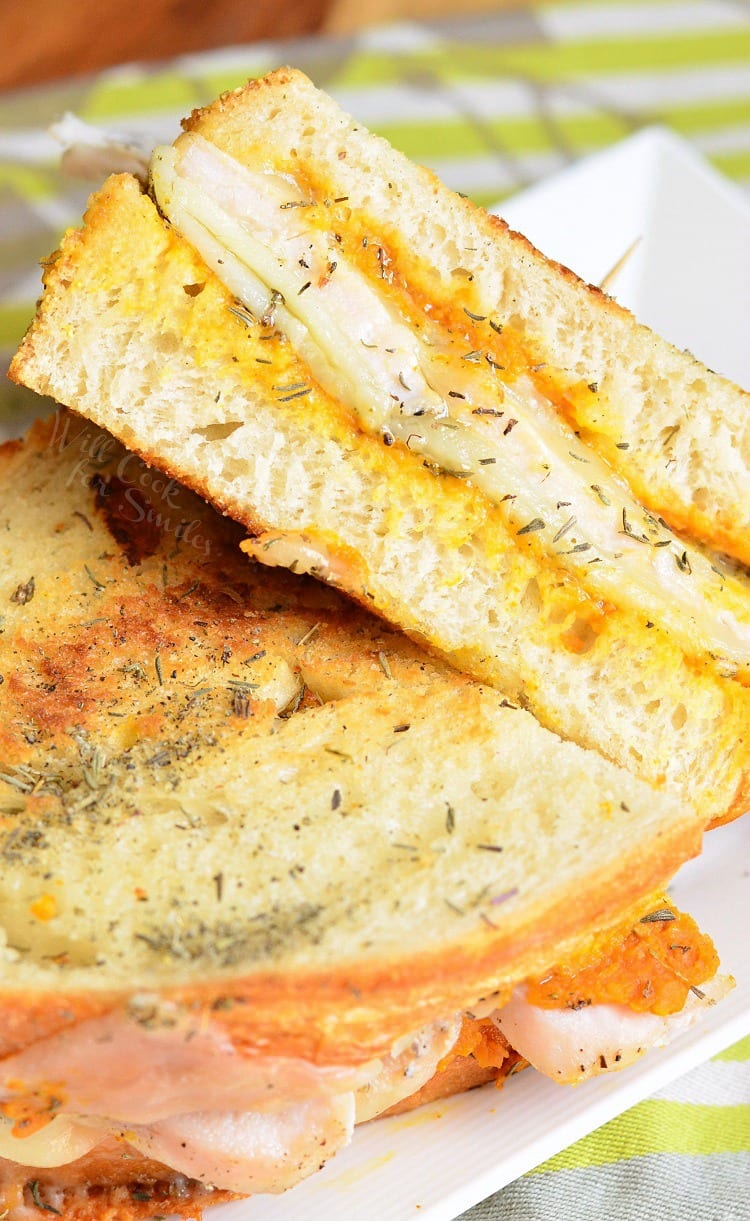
10, 69, 750, 830
0, 413, 726, 1218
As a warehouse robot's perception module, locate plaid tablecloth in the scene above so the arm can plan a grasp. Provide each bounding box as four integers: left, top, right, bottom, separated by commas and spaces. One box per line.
1, 0, 749, 1216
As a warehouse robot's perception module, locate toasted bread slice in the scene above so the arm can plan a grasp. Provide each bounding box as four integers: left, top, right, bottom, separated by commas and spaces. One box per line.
181, 70, 750, 567
0, 412, 712, 1215
10, 142, 750, 828
0, 410, 702, 1030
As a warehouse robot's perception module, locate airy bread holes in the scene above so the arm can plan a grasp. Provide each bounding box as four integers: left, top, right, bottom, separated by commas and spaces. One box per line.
193, 421, 244, 442
221, 457, 250, 482
521, 577, 541, 614
692, 486, 710, 511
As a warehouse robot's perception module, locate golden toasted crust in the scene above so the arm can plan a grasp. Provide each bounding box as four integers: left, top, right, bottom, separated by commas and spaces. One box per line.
0, 413, 704, 1070
184, 69, 750, 566
11, 170, 750, 830
381, 1043, 525, 1117
1, 69, 743, 1214
1, 1144, 234, 1221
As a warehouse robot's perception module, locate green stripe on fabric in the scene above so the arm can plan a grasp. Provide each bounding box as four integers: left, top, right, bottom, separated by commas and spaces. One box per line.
0, 165, 62, 201
378, 103, 750, 171
376, 110, 632, 163
714, 1035, 750, 1062
709, 148, 750, 183
377, 117, 507, 162
80, 73, 200, 122
0, 303, 34, 349
333, 28, 750, 90
445, 28, 750, 81
473, 186, 514, 210
530, 1101, 750, 1172
198, 65, 275, 102
663, 97, 750, 136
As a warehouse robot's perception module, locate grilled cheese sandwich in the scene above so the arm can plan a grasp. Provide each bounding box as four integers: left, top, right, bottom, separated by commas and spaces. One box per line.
11, 71, 750, 827
6, 68, 750, 1217
0, 413, 728, 1218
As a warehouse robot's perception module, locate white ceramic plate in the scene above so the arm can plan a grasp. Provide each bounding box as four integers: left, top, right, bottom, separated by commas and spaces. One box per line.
211, 826, 750, 1221
496, 125, 750, 391
210, 128, 750, 1221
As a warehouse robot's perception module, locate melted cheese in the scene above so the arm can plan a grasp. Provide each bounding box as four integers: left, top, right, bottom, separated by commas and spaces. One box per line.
241, 530, 359, 586
151, 133, 750, 675
0, 1117, 103, 1169
354, 1017, 460, 1122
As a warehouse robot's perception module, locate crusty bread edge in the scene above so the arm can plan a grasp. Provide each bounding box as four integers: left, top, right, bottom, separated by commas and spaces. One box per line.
181, 67, 750, 567
11, 171, 749, 831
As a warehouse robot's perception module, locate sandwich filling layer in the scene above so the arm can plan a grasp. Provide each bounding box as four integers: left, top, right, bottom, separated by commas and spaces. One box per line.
0, 1008, 460, 1194
151, 134, 750, 677
0, 903, 725, 1194
0, 982, 726, 1198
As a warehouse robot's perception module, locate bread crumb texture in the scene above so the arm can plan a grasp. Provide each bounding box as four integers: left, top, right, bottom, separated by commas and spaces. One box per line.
10, 157, 750, 828
0, 415, 700, 1059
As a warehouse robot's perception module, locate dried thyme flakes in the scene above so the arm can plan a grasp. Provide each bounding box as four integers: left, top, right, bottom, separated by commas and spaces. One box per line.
0, 764, 61, 799
28, 1181, 61, 1215
516, 517, 545, 536
620, 508, 649, 544
261, 289, 285, 327
227, 302, 255, 327
228, 678, 259, 717
296, 621, 321, 648
590, 483, 611, 506
84, 563, 105, 590
639, 907, 676, 923
10, 577, 35, 604
133, 905, 325, 968
82, 747, 107, 791
277, 387, 312, 402
552, 515, 576, 544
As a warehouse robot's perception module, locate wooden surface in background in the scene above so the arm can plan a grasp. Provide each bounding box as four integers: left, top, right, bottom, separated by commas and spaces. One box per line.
2, 0, 329, 93
2, 0, 520, 92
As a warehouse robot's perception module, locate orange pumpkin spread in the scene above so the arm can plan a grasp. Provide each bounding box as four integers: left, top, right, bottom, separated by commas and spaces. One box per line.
525, 899, 719, 1017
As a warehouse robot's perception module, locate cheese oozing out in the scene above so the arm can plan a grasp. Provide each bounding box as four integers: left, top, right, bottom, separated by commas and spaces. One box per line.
150, 134, 750, 675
